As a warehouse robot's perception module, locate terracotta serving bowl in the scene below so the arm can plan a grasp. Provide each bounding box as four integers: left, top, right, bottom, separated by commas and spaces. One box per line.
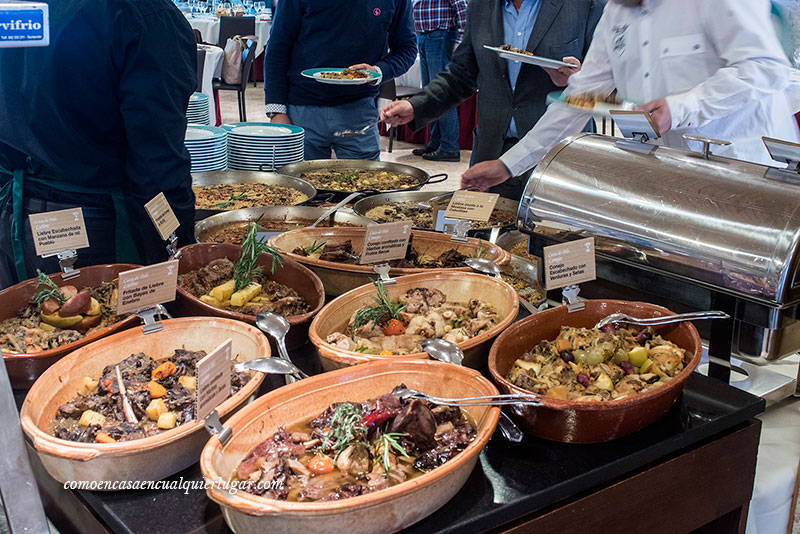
174, 243, 325, 351
309, 271, 519, 371
20, 317, 268, 486
200, 359, 500, 534
268, 227, 510, 296
488, 300, 703, 443
1, 264, 141, 389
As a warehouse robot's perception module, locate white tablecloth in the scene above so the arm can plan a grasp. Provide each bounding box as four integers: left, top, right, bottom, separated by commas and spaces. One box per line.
185, 14, 271, 57
197, 44, 224, 124
395, 54, 422, 89
745, 355, 800, 533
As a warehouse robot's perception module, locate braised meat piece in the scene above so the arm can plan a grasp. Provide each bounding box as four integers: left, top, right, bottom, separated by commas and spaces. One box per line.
400, 288, 446, 314
437, 249, 467, 267
390, 399, 437, 450
318, 241, 359, 264
181, 258, 235, 296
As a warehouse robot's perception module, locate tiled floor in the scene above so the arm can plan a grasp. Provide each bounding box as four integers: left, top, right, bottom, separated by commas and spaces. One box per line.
218, 85, 470, 192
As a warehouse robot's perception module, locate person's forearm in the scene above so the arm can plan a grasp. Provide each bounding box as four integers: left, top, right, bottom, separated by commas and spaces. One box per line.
499, 106, 593, 176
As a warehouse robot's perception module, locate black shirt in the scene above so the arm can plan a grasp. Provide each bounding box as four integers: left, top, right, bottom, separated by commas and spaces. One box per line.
0, 0, 197, 262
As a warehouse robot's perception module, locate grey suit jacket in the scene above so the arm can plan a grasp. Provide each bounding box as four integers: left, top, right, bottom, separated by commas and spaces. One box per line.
408, 0, 604, 164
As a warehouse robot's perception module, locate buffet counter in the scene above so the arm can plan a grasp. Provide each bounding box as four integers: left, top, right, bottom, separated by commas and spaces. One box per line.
15, 333, 765, 534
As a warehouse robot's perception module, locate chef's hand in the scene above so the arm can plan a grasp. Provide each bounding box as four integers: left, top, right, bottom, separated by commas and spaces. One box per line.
542, 56, 581, 87
634, 98, 672, 136
461, 160, 511, 192
269, 113, 292, 125
380, 100, 415, 126
349, 63, 378, 74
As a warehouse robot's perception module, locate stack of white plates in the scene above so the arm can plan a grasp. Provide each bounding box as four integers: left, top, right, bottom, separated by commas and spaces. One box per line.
223, 122, 305, 171
185, 125, 228, 172
187, 92, 211, 125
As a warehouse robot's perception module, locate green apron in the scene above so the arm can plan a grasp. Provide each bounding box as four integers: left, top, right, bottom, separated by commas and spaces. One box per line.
0, 159, 142, 281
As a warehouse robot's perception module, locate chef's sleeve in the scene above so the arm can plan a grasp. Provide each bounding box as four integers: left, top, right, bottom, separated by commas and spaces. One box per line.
665, 0, 793, 130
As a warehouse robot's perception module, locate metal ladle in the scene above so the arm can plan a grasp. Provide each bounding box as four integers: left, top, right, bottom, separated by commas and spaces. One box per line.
419, 339, 525, 443
464, 257, 539, 315
420, 338, 464, 366
309, 192, 363, 227
256, 312, 300, 385
594, 310, 730, 330
233, 357, 309, 379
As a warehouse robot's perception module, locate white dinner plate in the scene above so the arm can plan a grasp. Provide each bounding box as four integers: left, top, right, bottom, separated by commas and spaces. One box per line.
483, 45, 573, 69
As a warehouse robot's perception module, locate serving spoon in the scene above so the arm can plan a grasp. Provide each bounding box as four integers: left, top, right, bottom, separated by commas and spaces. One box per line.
308, 192, 362, 227
464, 257, 540, 315
419, 339, 526, 443
594, 310, 730, 330
420, 338, 464, 366
256, 312, 301, 384
395, 387, 542, 408
233, 357, 308, 379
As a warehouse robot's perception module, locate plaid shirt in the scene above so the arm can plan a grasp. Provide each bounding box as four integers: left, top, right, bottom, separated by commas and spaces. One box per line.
412, 0, 469, 43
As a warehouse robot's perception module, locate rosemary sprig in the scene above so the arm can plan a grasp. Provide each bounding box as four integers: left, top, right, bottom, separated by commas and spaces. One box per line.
303, 239, 327, 255
214, 192, 248, 208
324, 402, 367, 456
232, 215, 283, 291
469, 241, 487, 258
31, 269, 67, 311
375, 432, 410, 474
352, 279, 406, 331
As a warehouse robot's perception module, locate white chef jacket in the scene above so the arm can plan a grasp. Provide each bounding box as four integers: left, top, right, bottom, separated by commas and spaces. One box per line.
501, 0, 800, 176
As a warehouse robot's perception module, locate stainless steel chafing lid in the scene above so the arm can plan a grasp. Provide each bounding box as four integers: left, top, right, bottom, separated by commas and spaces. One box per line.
518, 133, 800, 305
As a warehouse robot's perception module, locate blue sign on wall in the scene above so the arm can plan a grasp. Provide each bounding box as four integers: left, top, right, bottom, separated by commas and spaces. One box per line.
0, 3, 49, 47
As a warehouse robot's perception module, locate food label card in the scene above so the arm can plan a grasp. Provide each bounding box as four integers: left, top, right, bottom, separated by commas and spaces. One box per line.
444, 191, 499, 222
359, 221, 412, 265
196, 338, 232, 421
543, 237, 596, 290
144, 192, 180, 241
117, 259, 179, 314
29, 208, 90, 257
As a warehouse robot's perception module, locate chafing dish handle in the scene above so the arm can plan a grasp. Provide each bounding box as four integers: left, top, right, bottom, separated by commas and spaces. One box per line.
0, 361, 50, 534
682, 134, 731, 159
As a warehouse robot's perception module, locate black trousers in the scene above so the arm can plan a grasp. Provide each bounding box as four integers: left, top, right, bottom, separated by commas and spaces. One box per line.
485, 137, 532, 201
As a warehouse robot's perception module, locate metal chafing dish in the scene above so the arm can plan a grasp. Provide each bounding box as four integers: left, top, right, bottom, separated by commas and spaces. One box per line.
517, 133, 800, 400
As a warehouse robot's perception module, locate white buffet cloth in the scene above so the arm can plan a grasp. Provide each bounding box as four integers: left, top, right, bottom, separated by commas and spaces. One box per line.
197, 44, 224, 125
185, 14, 271, 57
746, 355, 800, 534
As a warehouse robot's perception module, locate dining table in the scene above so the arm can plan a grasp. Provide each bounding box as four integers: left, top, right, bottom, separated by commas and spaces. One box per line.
185, 13, 272, 57
197, 43, 224, 126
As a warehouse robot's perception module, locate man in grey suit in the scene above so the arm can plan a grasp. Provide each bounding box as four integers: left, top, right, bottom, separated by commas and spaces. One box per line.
381, 0, 604, 199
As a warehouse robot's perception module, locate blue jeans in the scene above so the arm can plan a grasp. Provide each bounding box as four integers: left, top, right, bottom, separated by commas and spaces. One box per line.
288, 97, 380, 161
418, 30, 459, 153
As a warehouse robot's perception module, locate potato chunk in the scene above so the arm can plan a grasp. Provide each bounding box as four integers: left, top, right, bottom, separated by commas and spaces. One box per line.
157, 412, 177, 430
77, 376, 99, 396
146, 399, 168, 421
230, 283, 262, 307
79, 410, 106, 427
178, 375, 196, 392
210, 279, 236, 301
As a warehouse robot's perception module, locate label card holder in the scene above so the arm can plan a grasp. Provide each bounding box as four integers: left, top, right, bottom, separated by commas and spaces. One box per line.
144, 193, 181, 258
196, 338, 233, 422
543, 237, 596, 291
29, 207, 89, 257
444, 191, 499, 222
359, 221, 412, 265
29, 207, 90, 279
117, 259, 179, 317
